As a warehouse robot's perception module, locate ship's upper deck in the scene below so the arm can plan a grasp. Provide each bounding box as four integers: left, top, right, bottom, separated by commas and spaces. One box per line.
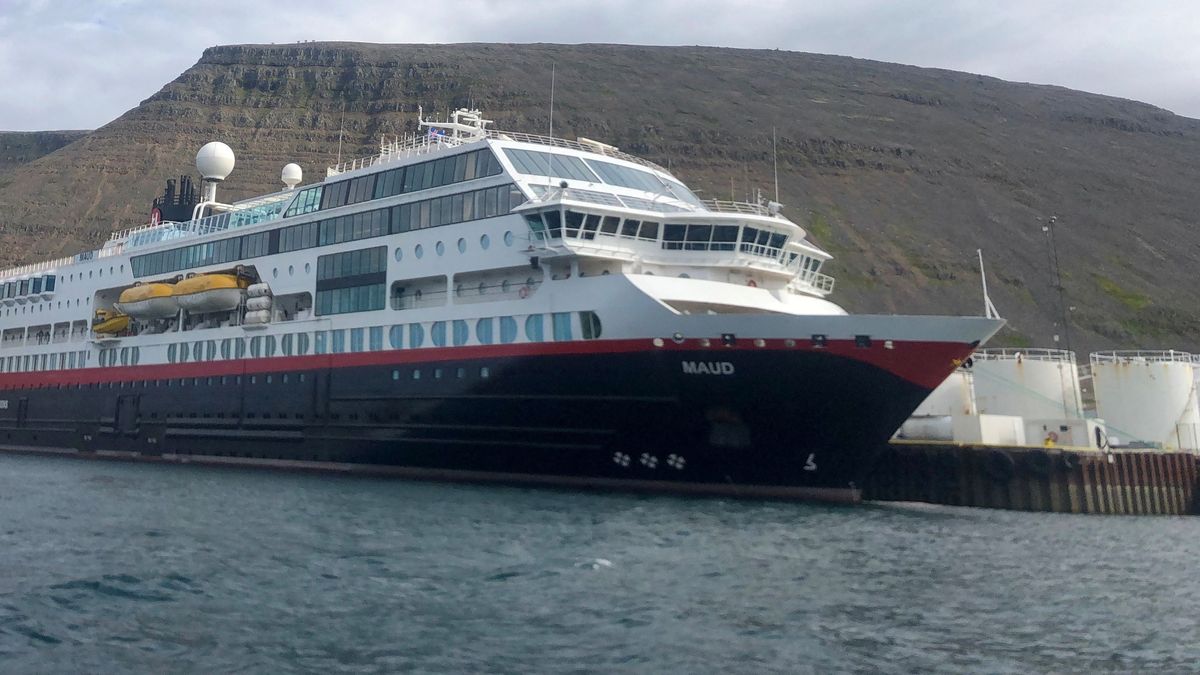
0, 108, 831, 295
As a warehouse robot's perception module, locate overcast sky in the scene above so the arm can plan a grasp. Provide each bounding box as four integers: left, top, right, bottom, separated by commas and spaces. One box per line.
1, 0, 1197, 131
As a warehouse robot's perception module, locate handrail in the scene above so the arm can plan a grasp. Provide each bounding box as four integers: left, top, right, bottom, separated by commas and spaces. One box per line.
975, 348, 1077, 363
1091, 350, 1195, 365
326, 127, 674, 179
701, 199, 773, 216
484, 130, 671, 174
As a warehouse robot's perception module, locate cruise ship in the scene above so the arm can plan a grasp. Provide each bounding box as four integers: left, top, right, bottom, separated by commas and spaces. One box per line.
0, 109, 1002, 502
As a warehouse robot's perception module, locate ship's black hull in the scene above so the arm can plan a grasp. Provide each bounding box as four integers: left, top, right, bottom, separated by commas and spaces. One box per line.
0, 339, 965, 502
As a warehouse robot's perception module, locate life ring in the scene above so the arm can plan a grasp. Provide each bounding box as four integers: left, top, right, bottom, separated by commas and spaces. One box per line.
518, 286, 530, 299
747, 279, 758, 287
983, 450, 1015, 483
1044, 431, 1059, 446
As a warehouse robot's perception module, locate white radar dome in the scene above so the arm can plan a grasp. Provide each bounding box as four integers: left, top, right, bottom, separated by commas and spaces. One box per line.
281, 163, 303, 189
196, 141, 235, 181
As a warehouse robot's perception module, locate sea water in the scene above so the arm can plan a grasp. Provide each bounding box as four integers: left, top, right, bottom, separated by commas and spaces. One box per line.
1, 453, 1198, 673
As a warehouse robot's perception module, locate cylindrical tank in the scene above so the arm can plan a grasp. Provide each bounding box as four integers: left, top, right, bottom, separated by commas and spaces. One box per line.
972, 348, 1083, 420
1091, 351, 1200, 450
895, 416, 954, 441
913, 369, 975, 417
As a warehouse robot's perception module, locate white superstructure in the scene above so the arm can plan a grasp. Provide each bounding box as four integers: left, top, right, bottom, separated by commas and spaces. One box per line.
0, 108, 857, 377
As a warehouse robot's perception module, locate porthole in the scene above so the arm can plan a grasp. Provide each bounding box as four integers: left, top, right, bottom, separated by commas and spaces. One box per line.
392, 370, 400, 380
305, 262, 311, 274
504, 231, 514, 246
480, 234, 490, 250
480, 366, 490, 378
457, 238, 466, 254
394, 247, 403, 262
415, 244, 424, 259
288, 265, 294, 276
272, 268, 279, 279
435, 241, 445, 256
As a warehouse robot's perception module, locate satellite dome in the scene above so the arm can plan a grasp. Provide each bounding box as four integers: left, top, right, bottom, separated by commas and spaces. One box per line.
196, 142, 235, 181
281, 163, 303, 189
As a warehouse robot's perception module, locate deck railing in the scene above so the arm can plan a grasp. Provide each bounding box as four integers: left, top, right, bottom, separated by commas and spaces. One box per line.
1090, 350, 1195, 365
975, 348, 1077, 363
701, 199, 773, 217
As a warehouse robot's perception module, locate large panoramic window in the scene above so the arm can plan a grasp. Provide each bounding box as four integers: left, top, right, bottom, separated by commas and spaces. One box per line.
314, 246, 387, 316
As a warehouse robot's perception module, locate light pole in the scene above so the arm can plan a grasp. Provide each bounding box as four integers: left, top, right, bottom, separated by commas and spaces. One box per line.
1042, 215, 1080, 418
1041, 215, 1073, 355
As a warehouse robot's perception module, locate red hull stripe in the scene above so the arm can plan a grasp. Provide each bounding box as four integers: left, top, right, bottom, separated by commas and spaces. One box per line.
0, 337, 973, 391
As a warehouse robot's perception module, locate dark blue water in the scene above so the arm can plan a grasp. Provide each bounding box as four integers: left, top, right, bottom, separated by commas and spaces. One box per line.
1, 454, 1199, 673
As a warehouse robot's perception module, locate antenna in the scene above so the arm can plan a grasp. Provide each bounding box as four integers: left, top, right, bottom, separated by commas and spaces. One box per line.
546, 63, 556, 186
978, 249, 1001, 319
772, 126, 779, 203
336, 102, 346, 166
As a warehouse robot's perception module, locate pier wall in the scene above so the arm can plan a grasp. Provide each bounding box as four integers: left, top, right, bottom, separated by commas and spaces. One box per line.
864, 442, 1199, 515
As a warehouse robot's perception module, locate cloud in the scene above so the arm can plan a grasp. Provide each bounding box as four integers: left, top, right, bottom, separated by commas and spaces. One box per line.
1, 0, 1197, 131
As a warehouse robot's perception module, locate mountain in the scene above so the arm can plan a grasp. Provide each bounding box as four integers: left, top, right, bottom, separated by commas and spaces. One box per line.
0, 42, 1197, 354
0, 130, 89, 175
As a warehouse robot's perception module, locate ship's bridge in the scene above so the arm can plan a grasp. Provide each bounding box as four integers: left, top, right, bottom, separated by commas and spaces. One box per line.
512, 183, 835, 297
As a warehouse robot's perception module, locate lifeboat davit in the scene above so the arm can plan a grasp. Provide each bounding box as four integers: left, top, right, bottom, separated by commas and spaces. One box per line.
92, 309, 131, 335
116, 282, 178, 319
174, 274, 248, 313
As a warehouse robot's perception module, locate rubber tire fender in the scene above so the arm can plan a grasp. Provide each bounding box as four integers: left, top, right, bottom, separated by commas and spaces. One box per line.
983, 450, 1016, 483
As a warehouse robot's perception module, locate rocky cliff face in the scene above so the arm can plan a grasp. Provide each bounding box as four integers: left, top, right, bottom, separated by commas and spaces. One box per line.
0, 130, 88, 175
1, 42, 1198, 353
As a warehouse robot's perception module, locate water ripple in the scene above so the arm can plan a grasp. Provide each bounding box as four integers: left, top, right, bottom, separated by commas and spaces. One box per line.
0, 454, 1199, 672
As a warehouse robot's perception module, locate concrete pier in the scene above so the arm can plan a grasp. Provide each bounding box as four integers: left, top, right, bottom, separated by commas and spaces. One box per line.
864, 441, 1199, 515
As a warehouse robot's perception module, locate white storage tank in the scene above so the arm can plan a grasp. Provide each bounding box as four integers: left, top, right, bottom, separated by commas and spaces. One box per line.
971, 348, 1083, 421
912, 369, 976, 417
1091, 351, 1200, 450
